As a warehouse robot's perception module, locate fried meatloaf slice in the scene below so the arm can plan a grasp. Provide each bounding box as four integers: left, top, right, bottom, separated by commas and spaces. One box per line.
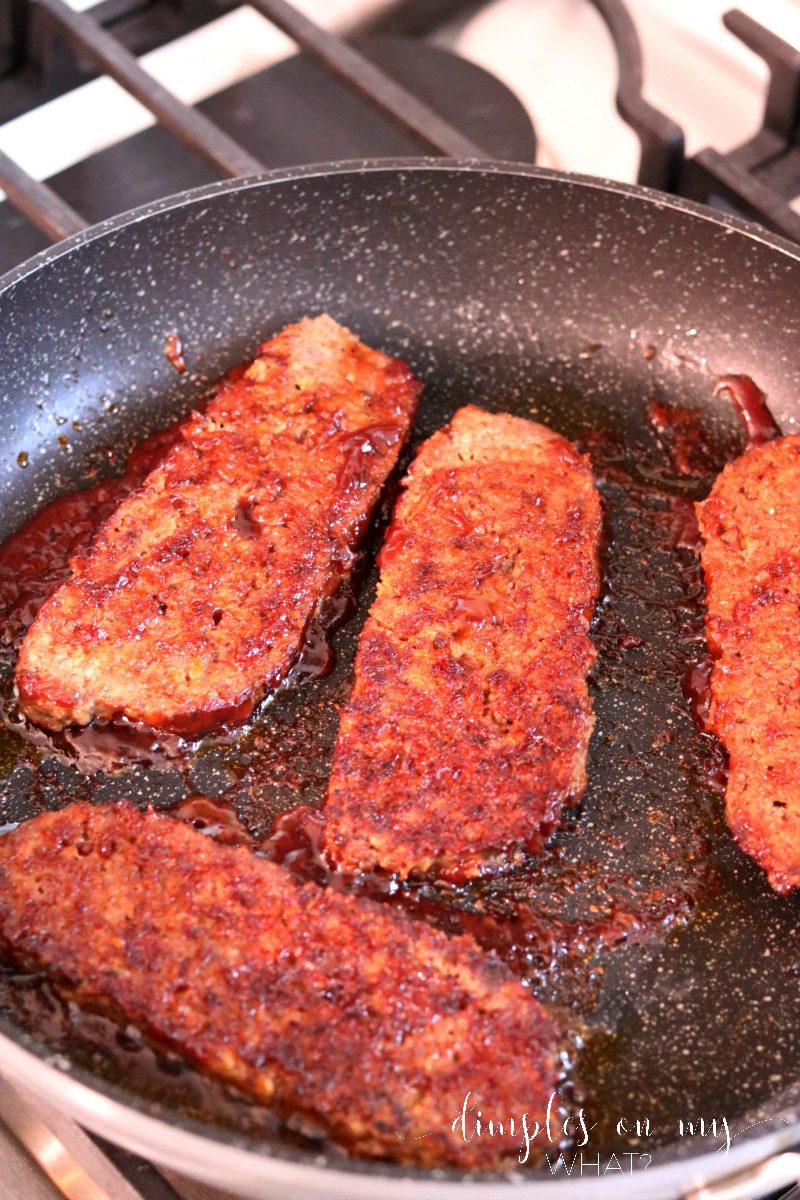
697, 434, 800, 893
16, 316, 420, 735
0, 803, 559, 1169
324, 405, 602, 880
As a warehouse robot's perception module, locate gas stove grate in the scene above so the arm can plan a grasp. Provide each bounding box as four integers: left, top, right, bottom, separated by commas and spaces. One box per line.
4, 0, 799, 248
0, 0, 493, 243
680, 8, 800, 242
0, 0, 734, 249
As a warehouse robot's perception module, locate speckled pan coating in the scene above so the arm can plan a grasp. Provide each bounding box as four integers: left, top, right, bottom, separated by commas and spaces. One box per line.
2, 162, 800, 1195
4, 160, 800, 538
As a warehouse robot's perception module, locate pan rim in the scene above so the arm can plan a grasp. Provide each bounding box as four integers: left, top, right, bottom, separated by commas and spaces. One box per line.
3, 156, 800, 299
1, 156, 800, 1194
0, 1019, 798, 1198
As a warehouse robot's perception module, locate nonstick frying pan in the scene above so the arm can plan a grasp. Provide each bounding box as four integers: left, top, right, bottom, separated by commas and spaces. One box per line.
1, 160, 800, 1200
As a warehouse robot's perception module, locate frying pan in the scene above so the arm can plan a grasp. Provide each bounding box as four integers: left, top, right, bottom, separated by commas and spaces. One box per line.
1, 159, 800, 1200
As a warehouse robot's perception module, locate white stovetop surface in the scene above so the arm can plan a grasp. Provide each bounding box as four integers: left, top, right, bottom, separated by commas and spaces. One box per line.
447, 0, 800, 178
2, 0, 800, 200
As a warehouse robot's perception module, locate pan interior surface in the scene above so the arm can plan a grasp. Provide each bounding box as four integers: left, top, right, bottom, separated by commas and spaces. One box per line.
0, 163, 799, 1187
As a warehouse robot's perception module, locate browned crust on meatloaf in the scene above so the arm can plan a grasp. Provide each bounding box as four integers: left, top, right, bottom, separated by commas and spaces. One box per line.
323, 405, 602, 880
16, 316, 421, 735
697, 434, 800, 893
0, 802, 558, 1168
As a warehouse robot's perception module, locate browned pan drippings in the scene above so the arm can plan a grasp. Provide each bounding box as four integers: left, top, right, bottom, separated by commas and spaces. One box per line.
0, 353, 798, 1167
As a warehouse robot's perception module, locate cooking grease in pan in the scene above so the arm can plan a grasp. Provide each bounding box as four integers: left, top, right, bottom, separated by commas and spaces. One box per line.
0, 356, 799, 1168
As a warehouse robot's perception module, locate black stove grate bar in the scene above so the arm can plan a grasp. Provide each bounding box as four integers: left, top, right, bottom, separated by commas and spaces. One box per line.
0, 145, 87, 240
682, 146, 800, 242
726, 8, 800, 142
588, 0, 684, 190
679, 7, 800, 242
248, 0, 488, 159
34, 0, 265, 178
0, 0, 490, 244
1, 1, 245, 117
